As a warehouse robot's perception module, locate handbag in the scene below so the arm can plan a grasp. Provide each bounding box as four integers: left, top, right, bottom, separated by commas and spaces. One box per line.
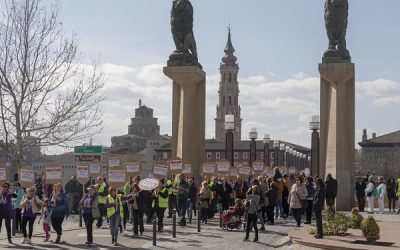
296, 192, 308, 209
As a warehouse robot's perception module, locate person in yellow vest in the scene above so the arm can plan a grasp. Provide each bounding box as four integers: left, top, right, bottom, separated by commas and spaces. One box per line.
96, 176, 108, 228
106, 186, 134, 246
152, 179, 169, 231
166, 177, 178, 218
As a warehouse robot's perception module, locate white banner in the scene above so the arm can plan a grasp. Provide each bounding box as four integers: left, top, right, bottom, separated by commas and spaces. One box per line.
169, 160, 183, 171
77, 165, 89, 179
108, 158, 120, 167
0, 168, 6, 180
202, 163, 215, 174
46, 167, 62, 180
20, 169, 34, 183
154, 164, 168, 176
126, 163, 140, 173
90, 163, 101, 174
109, 169, 126, 183
230, 168, 238, 177
182, 164, 192, 174
138, 178, 159, 191
238, 167, 251, 176
217, 161, 230, 172
253, 162, 264, 172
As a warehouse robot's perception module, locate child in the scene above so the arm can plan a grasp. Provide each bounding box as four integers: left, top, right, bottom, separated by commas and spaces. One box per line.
38, 198, 52, 242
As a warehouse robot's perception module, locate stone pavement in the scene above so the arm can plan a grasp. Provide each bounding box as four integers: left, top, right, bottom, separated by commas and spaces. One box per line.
289, 210, 400, 250
0, 214, 322, 249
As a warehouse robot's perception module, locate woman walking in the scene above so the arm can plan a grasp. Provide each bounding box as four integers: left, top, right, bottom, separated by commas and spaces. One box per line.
377, 177, 387, 214
151, 180, 169, 231
106, 186, 133, 246
288, 176, 307, 228
0, 182, 17, 244
49, 183, 68, 244
199, 181, 211, 224
131, 183, 145, 236
244, 185, 260, 242
365, 177, 376, 214
39, 198, 52, 242
80, 185, 100, 246
386, 177, 397, 213
20, 186, 43, 244
13, 182, 25, 233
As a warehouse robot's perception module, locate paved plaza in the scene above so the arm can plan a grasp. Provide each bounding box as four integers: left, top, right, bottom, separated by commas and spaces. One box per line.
0, 214, 321, 250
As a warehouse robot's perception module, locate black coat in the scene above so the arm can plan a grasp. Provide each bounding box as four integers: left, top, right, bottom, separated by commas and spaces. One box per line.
266, 186, 277, 207
355, 180, 367, 197
313, 186, 325, 212
325, 177, 337, 198
387, 182, 397, 199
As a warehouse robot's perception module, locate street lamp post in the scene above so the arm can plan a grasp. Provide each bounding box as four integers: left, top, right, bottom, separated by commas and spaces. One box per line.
225, 115, 235, 167
263, 134, 270, 167
309, 115, 320, 177
249, 128, 258, 167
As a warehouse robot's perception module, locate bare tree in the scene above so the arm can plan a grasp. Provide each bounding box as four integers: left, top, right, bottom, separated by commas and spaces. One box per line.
0, 0, 105, 169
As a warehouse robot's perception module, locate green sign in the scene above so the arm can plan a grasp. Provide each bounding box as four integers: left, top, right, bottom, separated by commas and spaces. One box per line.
74, 146, 103, 154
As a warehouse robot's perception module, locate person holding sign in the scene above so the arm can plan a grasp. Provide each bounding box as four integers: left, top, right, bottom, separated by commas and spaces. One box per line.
20, 186, 44, 244
105, 186, 134, 246
80, 185, 100, 246
152, 179, 169, 232
131, 183, 146, 236
96, 176, 108, 228
0, 182, 17, 244
49, 183, 68, 244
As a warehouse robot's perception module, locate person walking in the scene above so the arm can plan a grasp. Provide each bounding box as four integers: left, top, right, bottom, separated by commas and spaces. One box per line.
131, 183, 145, 236
152, 179, 169, 232
166, 177, 178, 218
305, 177, 315, 224
80, 185, 100, 246
252, 178, 265, 231
96, 176, 108, 228
49, 183, 68, 244
106, 186, 133, 246
177, 174, 190, 226
13, 182, 25, 233
0, 182, 17, 244
243, 185, 260, 242
199, 181, 211, 224
187, 177, 197, 224
282, 174, 291, 219
273, 168, 284, 219
377, 177, 387, 214
355, 177, 367, 212
397, 177, 400, 214
325, 173, 338, 210
386, 177, 397, 213
365, 176, 376, 214
288, 176, 307, 228
313, 178, 325, 239
20, 186, 43, 244
265, 178, 277, 225
121, 177, 133, 236
38, 198, 52, 242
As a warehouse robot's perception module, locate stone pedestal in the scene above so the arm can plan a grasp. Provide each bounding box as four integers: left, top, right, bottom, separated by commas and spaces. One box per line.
319, 62, 355, 211
163, 66, 206, 182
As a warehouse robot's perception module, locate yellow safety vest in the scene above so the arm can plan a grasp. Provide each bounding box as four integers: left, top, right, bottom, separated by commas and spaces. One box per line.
106, 194, 124, 218
397, 178, 400, 196
98, 183, 107, 204
167, 180, 177, 195
122, 182, 130, 195
152, 188, 168, 208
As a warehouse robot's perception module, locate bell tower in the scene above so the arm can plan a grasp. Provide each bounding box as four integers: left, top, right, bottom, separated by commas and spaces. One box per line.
215, 28, 242, 142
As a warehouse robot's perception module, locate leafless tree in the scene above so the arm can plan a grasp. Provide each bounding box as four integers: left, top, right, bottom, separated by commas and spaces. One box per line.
0, 0, 105, 169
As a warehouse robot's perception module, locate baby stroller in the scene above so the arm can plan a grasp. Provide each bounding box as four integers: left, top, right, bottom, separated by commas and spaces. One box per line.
221, 200, 246, 231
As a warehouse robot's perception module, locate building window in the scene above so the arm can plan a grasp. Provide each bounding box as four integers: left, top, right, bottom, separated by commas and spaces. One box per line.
228, 96, 232, 104
229, 73, 232, 82
223, 96, 225, 106
234, 152, 239, 160
216, 152, 221, 160
223, 73, 226, 82
163, 152, 168, 160
207, 152, 212, 160
261, 152, 264, 159
243, 152, 248, 159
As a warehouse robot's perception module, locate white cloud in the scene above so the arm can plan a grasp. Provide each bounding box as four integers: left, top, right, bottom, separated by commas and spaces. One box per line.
356, 79, 400, 97
373, 95, 400, 106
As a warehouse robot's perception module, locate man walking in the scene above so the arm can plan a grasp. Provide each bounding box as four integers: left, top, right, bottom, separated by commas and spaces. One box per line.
177, 174, 189, 226
325, 173, 337, 210
355, 177, 367, 212
313, 178, 325, 239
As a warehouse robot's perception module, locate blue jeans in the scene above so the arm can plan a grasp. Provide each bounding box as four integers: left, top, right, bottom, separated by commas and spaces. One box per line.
109, 213, 120, 241
178, 198, 188, 223
187, 201, 195, 222
275, 198, 283, 218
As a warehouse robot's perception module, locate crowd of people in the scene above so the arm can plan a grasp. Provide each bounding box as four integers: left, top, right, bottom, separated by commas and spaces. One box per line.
3, 168, 400, 246
355, 173, 400, 214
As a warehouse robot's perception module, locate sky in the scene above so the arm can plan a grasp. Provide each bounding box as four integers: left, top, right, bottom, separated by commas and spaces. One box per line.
38, 0, 400, 152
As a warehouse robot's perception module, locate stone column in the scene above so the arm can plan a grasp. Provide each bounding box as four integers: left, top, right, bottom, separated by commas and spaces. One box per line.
319, 63, 355, 211
163, 66, 206, 183
311, 130, 320, 177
